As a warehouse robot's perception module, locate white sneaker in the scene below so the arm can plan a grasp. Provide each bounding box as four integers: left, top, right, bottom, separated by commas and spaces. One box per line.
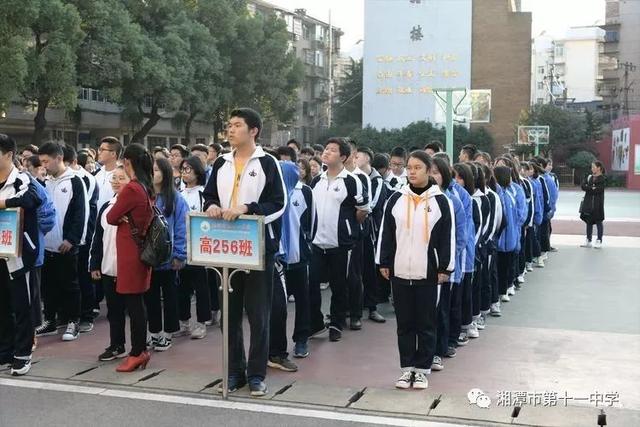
490, 303, 502, 317
501, 294, 511, 302
174, 320, 192, 337
320, 282, 329, 290
431, 356, 444, 371
535, 258, 545, 268
517, 275, 525, 284
467, 324, 479, 338
593, 240, 602, 249
507, 286, 516, 296
288, 294, 295, 303
580, 240, 592, 248
62, 322, 79, 341
395, 371, 413, 389
412, 372, 429, 389
190, 322, 206, 339
475, 315, 486, 330
541, 252, 548, 261
526, 263, 534, 272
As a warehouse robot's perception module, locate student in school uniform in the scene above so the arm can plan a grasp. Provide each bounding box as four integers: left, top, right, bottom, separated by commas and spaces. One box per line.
429, 154, 465, 372
525, 162, 544, 271
90, 165, 129, 361
203, 108, 286, 397
308, 138, 367, 343
451, 163, 480, 347
178, 156, 212, 340
377, 151, 455, 390
269, 161, 316, 372
494, 166, 519, 305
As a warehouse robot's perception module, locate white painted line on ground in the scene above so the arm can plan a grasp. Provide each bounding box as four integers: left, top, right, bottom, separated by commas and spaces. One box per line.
554, 216, 640, 223
0, 378, 468, 427
551, 234, 640, 248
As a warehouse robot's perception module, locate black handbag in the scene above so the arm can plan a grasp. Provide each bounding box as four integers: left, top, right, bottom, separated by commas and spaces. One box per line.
127, 186, 172, 268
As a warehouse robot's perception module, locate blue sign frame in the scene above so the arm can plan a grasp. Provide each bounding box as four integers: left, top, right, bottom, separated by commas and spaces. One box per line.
186, 213, 265, 271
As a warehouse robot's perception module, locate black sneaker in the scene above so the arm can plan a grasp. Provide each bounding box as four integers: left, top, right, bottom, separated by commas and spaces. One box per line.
368, 310, 386, 323
267, 356, 298, 372
445, 346, 457, 358
79, 321, 94, 333
11, 358, 31, 376
329, 326, 342, 342
216, 376, 247, 394
248, 378, 268, 397
35, 320, 57, 337
98, 345, 126, 361
309, 325, 328, 339
152, 335, 172, 352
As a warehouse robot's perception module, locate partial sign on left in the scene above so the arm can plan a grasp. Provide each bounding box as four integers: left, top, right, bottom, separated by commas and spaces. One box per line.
0, 208, 23, 258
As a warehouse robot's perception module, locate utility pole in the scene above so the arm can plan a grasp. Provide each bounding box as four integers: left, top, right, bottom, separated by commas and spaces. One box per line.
546, 63, 556, 105
620, 61, 636, 117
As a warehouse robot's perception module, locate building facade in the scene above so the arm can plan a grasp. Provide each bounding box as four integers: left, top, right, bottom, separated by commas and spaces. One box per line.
251, 1, 343, 146
532, 27, 606, 108
470, 0, 532, 152
599, 0, 640, 119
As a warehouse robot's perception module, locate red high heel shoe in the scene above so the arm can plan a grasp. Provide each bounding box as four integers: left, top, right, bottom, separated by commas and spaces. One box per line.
116, 351, 150, 372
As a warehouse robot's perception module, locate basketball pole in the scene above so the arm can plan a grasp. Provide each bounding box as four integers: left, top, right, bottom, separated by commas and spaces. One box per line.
434, 87, 466, 161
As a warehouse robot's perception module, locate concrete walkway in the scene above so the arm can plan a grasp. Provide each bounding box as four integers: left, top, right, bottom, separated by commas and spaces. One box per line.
4, 235, 640, 426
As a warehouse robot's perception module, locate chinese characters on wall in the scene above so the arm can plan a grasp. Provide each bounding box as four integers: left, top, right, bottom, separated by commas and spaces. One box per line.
374, 53, 461, 96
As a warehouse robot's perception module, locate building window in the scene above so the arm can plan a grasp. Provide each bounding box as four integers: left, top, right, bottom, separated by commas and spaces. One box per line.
196, 137, 206, 145
169, 137, 178, 145
538, 66, 545, 75
554, 44, 564, 57
304, 49, 314, 65
302, 24, 311, 40
302, 102, 309, 116
536, 98, 545, 104
147, 136, 167, 147
605, 31, 619, 43
537, 82, 544, 90
315, 50, 324, 67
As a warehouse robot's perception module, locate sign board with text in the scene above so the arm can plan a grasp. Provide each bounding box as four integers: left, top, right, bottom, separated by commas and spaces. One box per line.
0, 208, 23, 258
363, 0, 473, 129
187, 213, 265, 271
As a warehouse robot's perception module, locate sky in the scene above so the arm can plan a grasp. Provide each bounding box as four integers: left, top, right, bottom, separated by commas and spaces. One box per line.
265, 0, 605, 58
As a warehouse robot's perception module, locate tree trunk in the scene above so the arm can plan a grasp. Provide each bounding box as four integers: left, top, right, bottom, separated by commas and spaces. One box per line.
213, 109, 224, 143
31, 97, 50, 146
184, 111, 196, 145
131, 105, 161, 146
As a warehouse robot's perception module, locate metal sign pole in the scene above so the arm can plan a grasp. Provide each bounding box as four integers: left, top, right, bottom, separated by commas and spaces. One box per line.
221, 267, 230, 400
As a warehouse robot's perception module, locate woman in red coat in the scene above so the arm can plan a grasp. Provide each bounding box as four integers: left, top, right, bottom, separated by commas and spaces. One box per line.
106, 143, 155, 372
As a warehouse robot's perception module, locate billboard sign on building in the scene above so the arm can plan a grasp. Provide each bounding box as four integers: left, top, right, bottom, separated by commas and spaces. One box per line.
612, 128, 630, 171
363, 0, 473, 130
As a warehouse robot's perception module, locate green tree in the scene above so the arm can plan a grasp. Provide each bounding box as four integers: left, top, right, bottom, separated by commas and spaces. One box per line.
0, 0, 38, 111
21, 0, 84, 145
333, 59, 363, 130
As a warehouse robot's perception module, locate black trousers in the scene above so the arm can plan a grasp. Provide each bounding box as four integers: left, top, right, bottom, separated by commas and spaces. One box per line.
309, 246, 350, 331
539, 219, 551, 252
0, 263, 33, 360
269, 262, 311, 357
29, 267, 42, 327
392, 279, 439, 371
460, 272, 473, 327
586, 221, 604, 241
207, 268, 220, 312
525, 227, 535, 263
42, 251, 81, 324
123, 293, 147, 356
497, 252, 512, 296
362, 232, 380, 312
178, 266, 211, 324
435, 282, 452, 357
224, 256, 274, 381
448, 280, 463, 346
480, 247, 495, 313
471, 252, 484, 317
489, 250, 499, 304
532, 225, 542, 258
510, 250, 520, 287
102, 275, 126, 348
78, 245, 96, 322
346, 238, 364, 320
518, 228, 527, 276
145, 269, 179, 334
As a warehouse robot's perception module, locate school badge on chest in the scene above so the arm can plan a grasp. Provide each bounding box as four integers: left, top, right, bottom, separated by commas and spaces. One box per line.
248, 170, 257, 177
